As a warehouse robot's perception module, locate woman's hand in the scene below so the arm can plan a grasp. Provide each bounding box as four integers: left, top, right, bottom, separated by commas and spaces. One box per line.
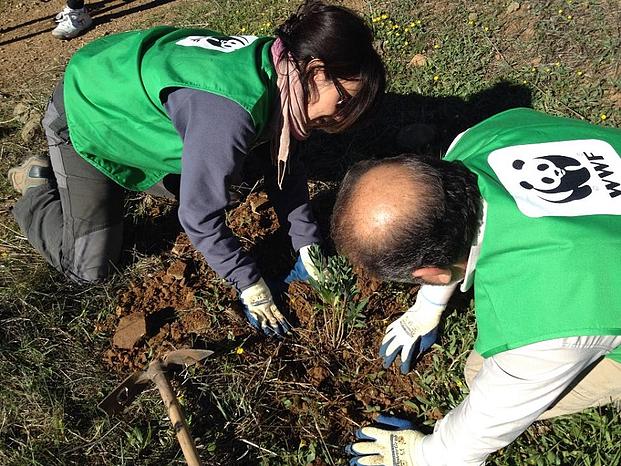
240, 278, 292, 336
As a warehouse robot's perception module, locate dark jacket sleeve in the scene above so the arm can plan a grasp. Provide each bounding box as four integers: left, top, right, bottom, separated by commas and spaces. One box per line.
164, 87, 260, 291
264, 143, 323, 252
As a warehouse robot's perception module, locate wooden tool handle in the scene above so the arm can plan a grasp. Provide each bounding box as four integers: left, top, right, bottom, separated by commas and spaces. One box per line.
150, 361, 203, 466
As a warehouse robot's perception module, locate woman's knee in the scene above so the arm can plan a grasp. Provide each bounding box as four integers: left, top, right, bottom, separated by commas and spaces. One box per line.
63, 225, 123, 283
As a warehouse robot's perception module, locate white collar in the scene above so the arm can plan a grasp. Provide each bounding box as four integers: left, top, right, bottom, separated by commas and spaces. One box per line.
460, 199, 487, 292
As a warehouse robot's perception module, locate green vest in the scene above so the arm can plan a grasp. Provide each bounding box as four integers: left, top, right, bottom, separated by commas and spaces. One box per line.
445, 108, 621, 363
64, 27, 277, 190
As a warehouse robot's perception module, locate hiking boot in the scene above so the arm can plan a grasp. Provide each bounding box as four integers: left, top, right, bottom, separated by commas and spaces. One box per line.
8, 156, 52, 195
52, 7, 92, 40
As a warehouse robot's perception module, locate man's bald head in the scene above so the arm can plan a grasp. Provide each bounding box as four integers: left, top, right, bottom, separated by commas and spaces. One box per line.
331, 155, 480, 283
345, 163, 433, 248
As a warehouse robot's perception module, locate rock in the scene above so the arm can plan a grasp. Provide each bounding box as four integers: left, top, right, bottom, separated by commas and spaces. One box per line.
112, 312, 146, 349
408, 53, 427, 68
20, 112, 42, 143
167, 260, 187, 280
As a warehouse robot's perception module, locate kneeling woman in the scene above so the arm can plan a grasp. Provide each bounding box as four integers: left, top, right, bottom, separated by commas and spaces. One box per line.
9, 1, 385, 336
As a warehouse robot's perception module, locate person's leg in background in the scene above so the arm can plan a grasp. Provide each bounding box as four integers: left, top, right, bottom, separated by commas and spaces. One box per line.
53, 0, 92, 40
10, 81, 124, 283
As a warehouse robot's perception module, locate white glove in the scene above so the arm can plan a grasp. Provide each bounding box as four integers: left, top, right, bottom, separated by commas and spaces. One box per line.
380, 283, 457, 373
348, 415, 426, 466
299, 244, 323, 282
240, 278, 291, 336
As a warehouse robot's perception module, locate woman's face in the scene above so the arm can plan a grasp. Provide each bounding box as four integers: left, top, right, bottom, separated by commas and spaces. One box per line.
306, 67, 362, 122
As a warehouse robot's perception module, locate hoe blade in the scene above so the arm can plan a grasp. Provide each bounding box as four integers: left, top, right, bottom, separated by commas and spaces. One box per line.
98, 370, 150, 416
163, 349, 214, 367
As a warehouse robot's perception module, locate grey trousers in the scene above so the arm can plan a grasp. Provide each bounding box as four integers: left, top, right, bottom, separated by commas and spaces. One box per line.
12, 81, 126, 283
464, 350, 621, 419
13, 80, 180, 282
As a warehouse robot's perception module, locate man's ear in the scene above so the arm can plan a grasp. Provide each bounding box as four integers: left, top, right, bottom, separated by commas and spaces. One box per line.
412, 267, 453, 285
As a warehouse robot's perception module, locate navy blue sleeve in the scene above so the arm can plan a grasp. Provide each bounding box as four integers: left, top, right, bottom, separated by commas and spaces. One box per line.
264, 144, 323, 252
164, 87, 260, 291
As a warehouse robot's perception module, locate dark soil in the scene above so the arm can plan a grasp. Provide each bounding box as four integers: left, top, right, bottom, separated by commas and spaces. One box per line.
95, 192, 427, 462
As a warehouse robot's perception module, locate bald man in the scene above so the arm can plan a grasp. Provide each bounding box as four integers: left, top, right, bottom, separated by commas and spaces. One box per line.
333, 108, 621, 465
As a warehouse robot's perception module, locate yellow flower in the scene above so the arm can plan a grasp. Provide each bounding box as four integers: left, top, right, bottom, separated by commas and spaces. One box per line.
558, 8, 564, 14
567, 15, 573, 20
468, 20, 475, 26
240, 27, 246, 33
434, 44, 440, 49
600, 114, 607, 121
483, 26, 489, 32
381, 14, 388, 20
433, 75, 440, 81
555, 62, 561, 67
235, 347, 244, 354
531, 67, 536, 72
576, 70, 583, 76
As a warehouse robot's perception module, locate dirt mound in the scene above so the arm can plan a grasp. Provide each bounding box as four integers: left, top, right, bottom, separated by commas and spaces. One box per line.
96, 192, 427, 455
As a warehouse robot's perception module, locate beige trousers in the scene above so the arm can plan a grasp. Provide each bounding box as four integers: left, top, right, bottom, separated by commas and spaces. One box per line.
464, 350, 621, 419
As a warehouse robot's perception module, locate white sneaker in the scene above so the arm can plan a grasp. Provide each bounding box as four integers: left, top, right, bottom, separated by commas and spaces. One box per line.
54, 6, 72, 22
52, 7, 92, 40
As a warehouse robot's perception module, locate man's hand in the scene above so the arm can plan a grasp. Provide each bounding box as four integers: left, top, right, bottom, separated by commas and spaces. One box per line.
347, 415, 426, 466
240, 278, 292, 336
380, 284, 457, 373
284, 244, 323, 284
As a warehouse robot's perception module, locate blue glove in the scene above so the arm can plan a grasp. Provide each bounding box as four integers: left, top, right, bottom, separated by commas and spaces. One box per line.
284, 254, 311, 284
284, 244, 323, 284
379, 284, 457, 374
347, 415, 425, 466
240, 279, 292, 337
380, 326, 439, 374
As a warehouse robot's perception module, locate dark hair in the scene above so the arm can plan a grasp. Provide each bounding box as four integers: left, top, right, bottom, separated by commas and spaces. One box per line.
331, 155, 481, 283
275, 0, 385, 132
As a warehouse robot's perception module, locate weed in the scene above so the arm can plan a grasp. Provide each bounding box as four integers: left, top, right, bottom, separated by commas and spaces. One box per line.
307, 245, 367, 350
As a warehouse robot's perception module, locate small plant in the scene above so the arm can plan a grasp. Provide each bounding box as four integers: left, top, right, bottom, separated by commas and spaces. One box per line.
307, 245, 367, 350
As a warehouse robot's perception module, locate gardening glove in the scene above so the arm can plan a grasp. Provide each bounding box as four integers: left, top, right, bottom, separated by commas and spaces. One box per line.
284, 244, 324, 284
240, 278, 292, 337
347, 414, 426, 466
380, 283, 458, 374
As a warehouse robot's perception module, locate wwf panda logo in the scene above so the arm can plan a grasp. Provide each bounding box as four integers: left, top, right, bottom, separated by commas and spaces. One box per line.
487, 139, 621, 217
176, 35, 259, 53
512, 155, 592, 203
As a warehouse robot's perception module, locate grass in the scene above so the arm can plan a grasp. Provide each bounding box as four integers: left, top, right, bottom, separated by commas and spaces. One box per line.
1, 0, 620, 464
